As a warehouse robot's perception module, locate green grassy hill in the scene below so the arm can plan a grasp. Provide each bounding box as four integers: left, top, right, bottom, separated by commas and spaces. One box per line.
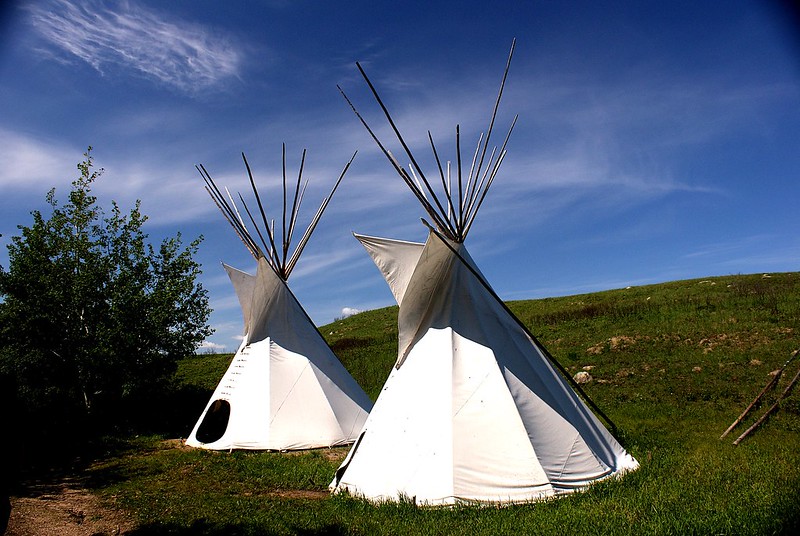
100, 272, 800, 535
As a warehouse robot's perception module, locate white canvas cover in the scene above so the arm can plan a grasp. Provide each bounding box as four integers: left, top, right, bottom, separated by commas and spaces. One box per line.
187, 258, 372, 451
331, 232, 638, 504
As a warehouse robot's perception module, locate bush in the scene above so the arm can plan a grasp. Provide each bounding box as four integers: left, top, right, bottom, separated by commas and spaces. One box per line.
0, 148, 212, 448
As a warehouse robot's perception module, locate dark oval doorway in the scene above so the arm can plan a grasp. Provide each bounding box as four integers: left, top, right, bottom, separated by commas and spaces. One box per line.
195, 399, 231, 444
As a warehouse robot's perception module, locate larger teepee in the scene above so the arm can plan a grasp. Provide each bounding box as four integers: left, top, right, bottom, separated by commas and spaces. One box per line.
331, 40, 638, 504
187, 147, 372, 451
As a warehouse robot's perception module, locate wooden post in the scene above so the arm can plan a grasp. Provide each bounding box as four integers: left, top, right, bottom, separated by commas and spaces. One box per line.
721, 349, 797, 439
733, 366, 800, 445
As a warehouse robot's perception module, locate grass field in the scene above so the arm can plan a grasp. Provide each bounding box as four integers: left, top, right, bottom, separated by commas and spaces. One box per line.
61, 272, 800, 534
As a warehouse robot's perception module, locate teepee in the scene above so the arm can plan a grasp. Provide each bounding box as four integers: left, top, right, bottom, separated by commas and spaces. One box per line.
331, 40, 638, 504
187, 147, 372, 451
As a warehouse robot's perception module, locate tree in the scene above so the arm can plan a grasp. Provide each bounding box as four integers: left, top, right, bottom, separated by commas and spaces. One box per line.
0, 148, 212, 433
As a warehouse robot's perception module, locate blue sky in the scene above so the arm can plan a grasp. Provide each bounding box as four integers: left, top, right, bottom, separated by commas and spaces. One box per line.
1, 0, 798, 352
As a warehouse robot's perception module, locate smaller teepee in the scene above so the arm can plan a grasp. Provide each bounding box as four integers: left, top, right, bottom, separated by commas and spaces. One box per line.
187, 147, 372, 451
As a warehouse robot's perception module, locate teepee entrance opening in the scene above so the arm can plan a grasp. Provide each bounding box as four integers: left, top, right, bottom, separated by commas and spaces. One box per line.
195, 399, 231, 444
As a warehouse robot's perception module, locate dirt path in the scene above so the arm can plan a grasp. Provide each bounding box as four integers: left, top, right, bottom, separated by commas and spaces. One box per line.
6, 480, 135, 536
3, 440, 345, 535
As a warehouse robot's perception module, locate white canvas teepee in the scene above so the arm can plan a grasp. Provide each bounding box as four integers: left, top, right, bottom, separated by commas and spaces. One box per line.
187, 148, 372, 451
331, 232, 638, 503
331, 40, 638, 504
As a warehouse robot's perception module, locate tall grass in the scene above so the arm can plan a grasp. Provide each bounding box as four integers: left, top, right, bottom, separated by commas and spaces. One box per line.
76, 272, 800, 534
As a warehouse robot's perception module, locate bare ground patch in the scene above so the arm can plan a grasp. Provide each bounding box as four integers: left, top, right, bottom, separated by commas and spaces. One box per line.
268, 489, 331, 500
6, 440, 349, 534
7, 481, 135, 536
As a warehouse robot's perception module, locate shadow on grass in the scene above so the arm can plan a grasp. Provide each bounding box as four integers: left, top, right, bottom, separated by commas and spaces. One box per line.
11, 382, 212, 497
127, 520, 351, 535
123, 383, 211, 438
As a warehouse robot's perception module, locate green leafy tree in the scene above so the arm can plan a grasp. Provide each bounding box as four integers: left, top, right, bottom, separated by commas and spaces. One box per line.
0, 148, 212, 431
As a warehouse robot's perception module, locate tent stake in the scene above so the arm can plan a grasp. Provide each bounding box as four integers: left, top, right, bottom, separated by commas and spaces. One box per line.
734, 365, 800, 445
721, 349, 797, 439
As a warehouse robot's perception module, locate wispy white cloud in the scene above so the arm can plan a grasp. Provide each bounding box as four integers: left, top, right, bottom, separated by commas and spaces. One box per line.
27, 0, 242, 93
0, 128, 80, 191
332, 58, 793, 247
0, 126, 225, 229
290, 245, 366, 283
681, 234, 800, 271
